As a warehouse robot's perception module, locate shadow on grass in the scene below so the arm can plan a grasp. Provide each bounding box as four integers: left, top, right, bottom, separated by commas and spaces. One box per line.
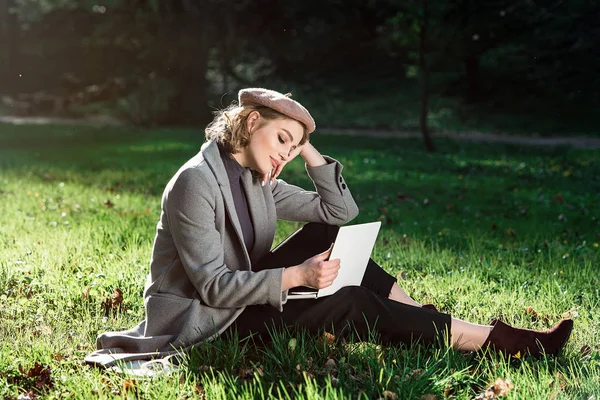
1, 124, 598, 260
184, 322, 584, 399
2, 123, 599, 246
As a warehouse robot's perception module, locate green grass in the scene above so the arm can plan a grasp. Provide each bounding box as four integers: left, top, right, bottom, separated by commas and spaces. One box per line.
0, 122, 599, 399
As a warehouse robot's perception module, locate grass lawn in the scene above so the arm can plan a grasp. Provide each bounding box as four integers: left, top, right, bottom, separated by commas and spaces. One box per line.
0, 122, 599, 399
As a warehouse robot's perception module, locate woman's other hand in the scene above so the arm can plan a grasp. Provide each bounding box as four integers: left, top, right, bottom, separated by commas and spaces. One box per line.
281, 244, 340, 291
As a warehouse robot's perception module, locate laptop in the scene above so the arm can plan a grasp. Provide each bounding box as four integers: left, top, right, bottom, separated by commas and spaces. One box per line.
287, 221, 381, 299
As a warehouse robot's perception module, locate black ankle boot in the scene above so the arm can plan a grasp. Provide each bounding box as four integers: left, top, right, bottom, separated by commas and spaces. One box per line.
483, 319, 573, 358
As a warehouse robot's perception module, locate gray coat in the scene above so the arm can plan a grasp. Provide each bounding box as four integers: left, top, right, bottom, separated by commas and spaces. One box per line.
85, 139, 358, 366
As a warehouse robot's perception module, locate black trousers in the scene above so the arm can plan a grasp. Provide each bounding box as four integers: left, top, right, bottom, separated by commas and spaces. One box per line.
227, 223, 451, 346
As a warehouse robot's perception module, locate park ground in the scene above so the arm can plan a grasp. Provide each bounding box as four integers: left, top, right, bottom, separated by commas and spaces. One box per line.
0, 120, 599, 399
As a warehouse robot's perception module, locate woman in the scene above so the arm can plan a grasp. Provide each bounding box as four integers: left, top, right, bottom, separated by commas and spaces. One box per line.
86, 88, 573, 368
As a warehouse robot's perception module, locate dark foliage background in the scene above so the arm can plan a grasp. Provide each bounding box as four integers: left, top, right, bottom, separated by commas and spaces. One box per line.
1, 0, 598, 134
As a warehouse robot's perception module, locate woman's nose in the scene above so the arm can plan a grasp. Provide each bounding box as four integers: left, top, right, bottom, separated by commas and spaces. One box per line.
279, 149, 290, 161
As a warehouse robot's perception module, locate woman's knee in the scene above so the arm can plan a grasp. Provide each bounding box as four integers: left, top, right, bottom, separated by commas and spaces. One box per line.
335, 285, 371, 298
328, 286, 379, 317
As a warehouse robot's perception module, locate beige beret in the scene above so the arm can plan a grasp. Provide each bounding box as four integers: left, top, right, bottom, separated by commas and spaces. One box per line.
238, 88, 316, 133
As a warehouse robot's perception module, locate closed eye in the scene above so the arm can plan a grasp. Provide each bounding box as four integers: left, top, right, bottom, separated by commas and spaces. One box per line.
278, 135, 285, 144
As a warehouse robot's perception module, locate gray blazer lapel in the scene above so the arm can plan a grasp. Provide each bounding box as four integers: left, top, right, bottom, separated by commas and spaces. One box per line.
202, 141, 251, 269
241, 171, 275, 263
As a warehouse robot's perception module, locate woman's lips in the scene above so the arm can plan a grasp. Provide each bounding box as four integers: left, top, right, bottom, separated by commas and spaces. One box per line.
270, 157, 280, 168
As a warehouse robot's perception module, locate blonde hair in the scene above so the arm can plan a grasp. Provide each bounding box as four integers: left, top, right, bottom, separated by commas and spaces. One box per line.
205, 103, 310, 153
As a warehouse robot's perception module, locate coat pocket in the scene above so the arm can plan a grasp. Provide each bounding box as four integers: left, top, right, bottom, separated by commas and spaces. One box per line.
144, 293, 193, 337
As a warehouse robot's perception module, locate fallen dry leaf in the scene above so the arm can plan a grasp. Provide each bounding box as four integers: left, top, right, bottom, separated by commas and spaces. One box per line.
111, 288, 123, 306
421, 394, 438, 400
475, 377, 515, 399
562, 306, 579, 319
507, 228, 516, 238
381, 390, 398, 400
237, 366, 255, 380
411, 368, 424, 379
580, 345, 592, 357
101, 288, 124, 317
554, 371, 567, 390
555, 194, 565, 203
122, 379, 136, 393
444, 383, 455, 397
320, 332, 336, 346
525, 306, 539, 322
32, 325, 52, 336
324, 358, 336, 372
16, 391, 36, 400
18, 362, 53, 390
193, 381, 205, 397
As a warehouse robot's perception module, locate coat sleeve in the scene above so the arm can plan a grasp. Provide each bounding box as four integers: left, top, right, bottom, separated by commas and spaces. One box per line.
272, 156, 359, 225
165, 168, 285, 310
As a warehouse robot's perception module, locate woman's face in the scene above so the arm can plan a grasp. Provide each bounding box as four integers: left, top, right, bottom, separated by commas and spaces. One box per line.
240, 112, 304, 174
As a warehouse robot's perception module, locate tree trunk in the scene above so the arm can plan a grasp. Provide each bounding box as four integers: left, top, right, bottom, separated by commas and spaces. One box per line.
419, 0, 436, 152
0, 0, 18, 96
0, 0, 6, 92
220, 1, 235, 95
172, 0, 209, 124
168, 29, 209, 124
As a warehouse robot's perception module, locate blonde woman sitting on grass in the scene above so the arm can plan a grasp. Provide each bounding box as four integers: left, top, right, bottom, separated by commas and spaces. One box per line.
86, 88, 573, 368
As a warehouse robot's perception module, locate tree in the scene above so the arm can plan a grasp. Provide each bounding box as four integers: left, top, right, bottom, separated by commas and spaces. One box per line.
0, 0, 19, 96
439, 0, 570, 103
382, 1, 449, 152
418, 0, 435, 152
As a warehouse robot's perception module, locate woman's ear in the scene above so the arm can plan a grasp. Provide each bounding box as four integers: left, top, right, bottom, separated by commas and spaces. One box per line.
246, 111, 261, 134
